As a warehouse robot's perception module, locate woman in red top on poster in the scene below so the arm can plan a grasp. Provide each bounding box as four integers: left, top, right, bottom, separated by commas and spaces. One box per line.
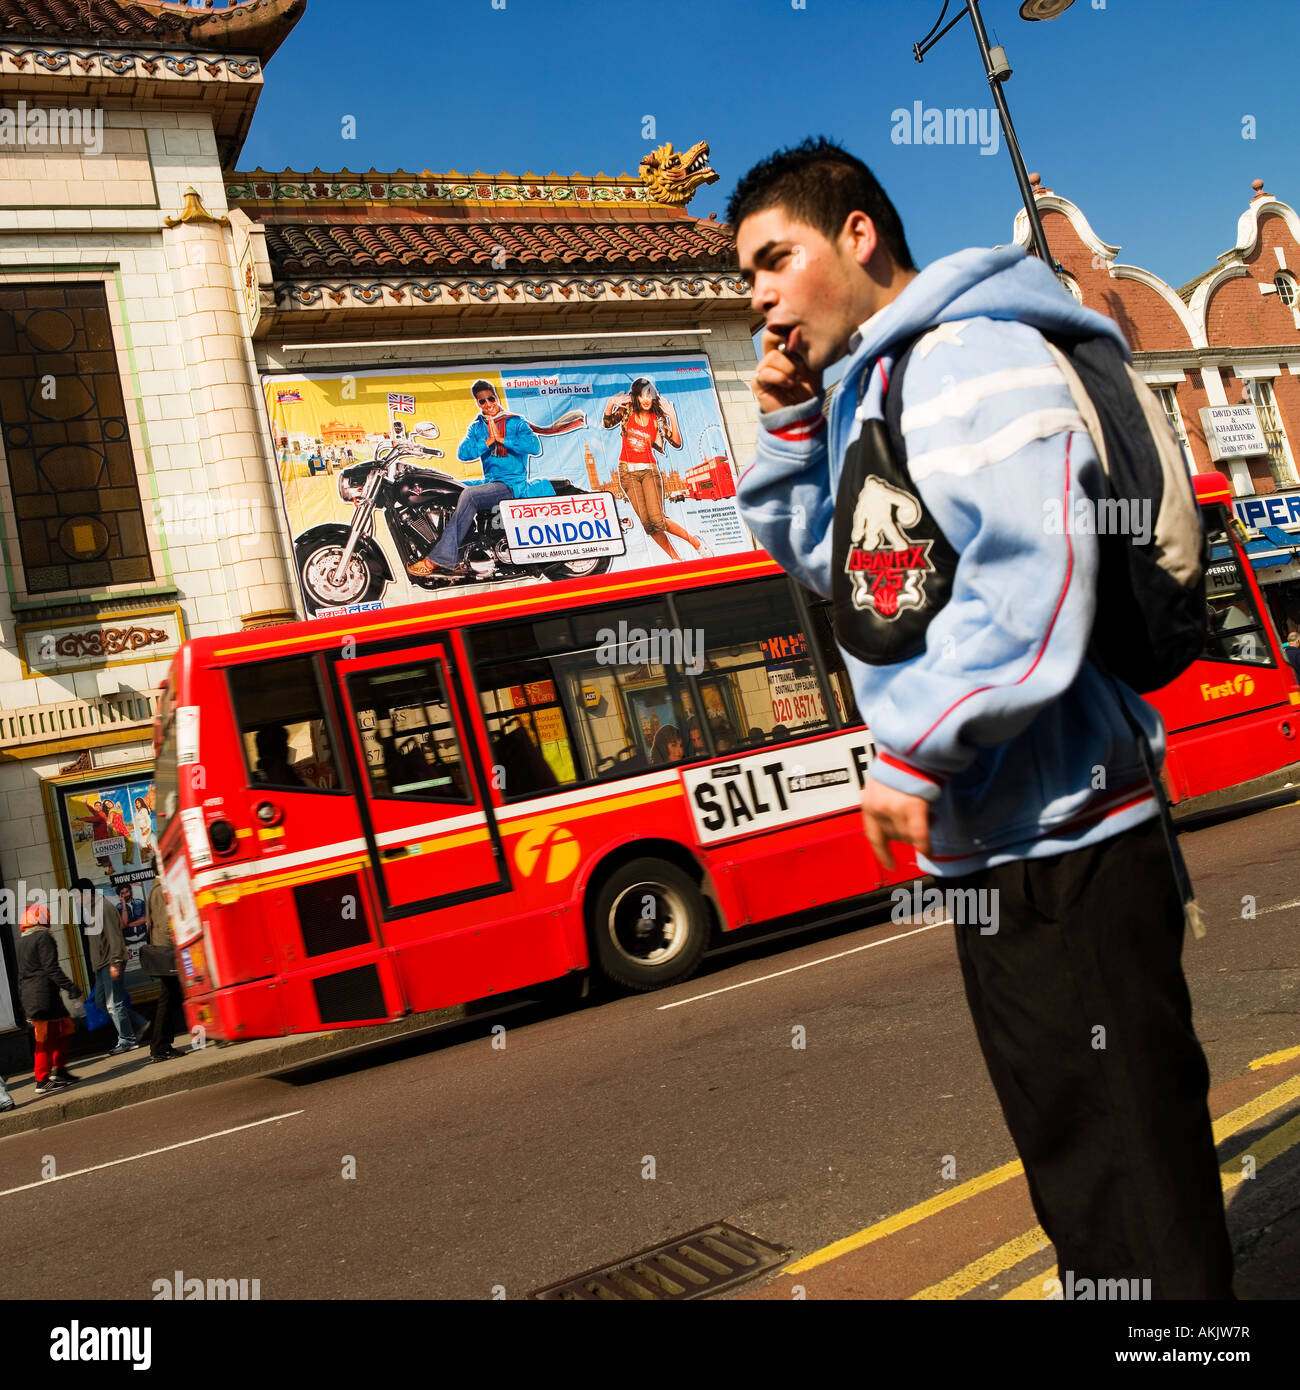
602, 378, 706, 561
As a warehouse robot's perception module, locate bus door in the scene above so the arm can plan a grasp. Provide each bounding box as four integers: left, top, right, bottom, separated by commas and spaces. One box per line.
333, 643, 510, 916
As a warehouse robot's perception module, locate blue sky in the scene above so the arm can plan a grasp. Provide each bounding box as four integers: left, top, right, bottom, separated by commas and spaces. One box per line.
237, 0, 1297, 293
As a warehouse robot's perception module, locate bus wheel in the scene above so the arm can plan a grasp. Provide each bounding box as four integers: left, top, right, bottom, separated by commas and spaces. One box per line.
591, 858, 709, 992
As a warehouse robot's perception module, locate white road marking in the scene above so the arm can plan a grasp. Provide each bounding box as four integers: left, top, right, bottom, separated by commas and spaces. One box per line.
0, 1111, 304, 1198
1261, 898, 1300, 915
657, 921, 948, 1010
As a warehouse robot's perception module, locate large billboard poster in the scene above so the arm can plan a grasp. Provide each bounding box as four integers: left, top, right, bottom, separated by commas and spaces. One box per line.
262, 353, 755, 618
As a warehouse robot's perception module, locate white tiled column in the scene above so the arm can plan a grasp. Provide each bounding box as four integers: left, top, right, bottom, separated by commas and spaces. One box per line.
161, 214, 296, 625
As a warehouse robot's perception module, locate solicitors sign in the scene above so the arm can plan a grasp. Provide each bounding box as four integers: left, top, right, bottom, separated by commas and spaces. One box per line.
1199, 404, 1268, 462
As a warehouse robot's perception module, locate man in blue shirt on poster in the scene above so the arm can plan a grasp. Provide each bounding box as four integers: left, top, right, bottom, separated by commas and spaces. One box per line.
408, 379, 554, 576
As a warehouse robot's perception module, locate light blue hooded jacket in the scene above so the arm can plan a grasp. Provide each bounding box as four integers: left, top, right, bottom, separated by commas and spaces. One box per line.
737, 246, 1163, 876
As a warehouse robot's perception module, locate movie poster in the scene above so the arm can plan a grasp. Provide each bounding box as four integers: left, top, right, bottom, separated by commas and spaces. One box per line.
262, 353, 755, 618
48, 766, 159, 992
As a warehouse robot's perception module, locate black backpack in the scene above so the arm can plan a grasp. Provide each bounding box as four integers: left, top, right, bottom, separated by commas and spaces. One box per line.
831, 326, 1207, 693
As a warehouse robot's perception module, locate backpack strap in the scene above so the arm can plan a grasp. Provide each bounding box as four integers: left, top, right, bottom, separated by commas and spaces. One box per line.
831, 331, 959, 666
880, 333, 924, 472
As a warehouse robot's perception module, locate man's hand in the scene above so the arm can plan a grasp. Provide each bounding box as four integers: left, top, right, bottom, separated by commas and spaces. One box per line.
486, 414, 506, 446
751, 328, 822, 414
109, 963, 122, 980
862, 780, 932, 872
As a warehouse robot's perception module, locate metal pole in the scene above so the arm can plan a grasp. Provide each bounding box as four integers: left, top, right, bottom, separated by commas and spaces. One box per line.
963, 0, 1054, 263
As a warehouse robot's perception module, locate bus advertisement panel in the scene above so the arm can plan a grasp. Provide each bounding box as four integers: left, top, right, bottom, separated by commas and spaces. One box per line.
262, 353, 754, 619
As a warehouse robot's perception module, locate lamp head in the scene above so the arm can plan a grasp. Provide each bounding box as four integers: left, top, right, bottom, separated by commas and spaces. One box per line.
1019, 0, 1075, 18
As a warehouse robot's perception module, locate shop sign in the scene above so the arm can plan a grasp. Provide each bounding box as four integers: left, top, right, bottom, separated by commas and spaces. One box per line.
1233, 491, 1300, 533
1199, 405, 1268, 461
18, 605, 184, 678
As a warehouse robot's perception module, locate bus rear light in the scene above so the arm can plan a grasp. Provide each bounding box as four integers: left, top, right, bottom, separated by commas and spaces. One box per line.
255, 800, 283, 827
208, 819, 238, 856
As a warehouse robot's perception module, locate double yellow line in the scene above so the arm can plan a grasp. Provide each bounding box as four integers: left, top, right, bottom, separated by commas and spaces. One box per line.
781, 1055, 1300, 1300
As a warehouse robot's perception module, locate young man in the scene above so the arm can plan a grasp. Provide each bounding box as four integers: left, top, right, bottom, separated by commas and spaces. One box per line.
78, 877, 148, 1056
731, 138, 1233, 1299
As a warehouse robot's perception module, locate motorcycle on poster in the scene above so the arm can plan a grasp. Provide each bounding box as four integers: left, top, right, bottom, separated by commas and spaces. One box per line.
263, 354, 755, 618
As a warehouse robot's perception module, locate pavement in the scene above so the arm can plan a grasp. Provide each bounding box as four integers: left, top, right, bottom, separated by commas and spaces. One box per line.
0, 1003, 472, 1136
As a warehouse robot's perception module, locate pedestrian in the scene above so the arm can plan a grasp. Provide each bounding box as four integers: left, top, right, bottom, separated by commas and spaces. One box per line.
145, 873, 185, 1064
1284, 638, 1300, 684
17, 904, 82, 1094
77, 877, 149, 1055
731, 138, 1233, 1299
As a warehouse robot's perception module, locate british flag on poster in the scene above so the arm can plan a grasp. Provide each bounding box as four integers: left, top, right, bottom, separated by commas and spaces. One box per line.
387, 393, 415, 415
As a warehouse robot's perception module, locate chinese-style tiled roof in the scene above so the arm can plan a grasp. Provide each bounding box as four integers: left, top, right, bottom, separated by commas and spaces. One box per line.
0, 0, 305, 62
259, 211, 736, 277
231, 166, 739, 279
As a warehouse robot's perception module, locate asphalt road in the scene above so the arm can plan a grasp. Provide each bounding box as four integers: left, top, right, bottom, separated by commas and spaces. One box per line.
1, 803, 1297, 1302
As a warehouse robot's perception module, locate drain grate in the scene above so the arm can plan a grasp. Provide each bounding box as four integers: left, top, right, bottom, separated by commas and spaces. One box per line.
528, 1222, 790, 1300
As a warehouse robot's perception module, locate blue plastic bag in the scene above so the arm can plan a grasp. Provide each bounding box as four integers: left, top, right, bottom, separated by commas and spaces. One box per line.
83, 982, 109, 1033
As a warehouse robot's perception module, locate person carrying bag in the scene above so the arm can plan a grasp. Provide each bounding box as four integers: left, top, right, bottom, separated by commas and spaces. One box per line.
143, 871, 185, 1064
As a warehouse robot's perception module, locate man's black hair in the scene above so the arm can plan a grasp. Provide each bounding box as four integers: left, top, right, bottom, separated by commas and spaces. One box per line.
470, 379, 495, 398
727, 137, 916, 272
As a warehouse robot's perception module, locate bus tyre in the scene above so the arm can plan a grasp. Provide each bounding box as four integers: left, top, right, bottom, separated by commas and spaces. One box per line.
592, 858, 709, 992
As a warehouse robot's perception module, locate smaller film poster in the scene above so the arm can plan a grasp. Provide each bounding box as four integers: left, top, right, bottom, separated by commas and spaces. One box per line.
52, 768, 158, 986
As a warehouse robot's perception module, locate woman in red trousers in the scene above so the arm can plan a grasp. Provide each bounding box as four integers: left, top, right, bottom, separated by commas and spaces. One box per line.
17, 904, 82, 1095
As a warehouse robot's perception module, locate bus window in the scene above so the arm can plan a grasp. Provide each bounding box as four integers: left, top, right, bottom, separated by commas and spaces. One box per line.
1203, 515, 1274, 667
346, 662, 471, 802
563, 606, 691, 775
477, 663, 579, 799
803, 594, 862, 726
229, 656, 342, 792
468, 603, 692, 782
674, 578, 835, 745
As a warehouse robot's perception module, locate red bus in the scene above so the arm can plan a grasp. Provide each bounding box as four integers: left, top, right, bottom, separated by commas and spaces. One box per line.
153, 470, 1298, 1042
1155, 471, 1300, 809
153, 555, 917, 1042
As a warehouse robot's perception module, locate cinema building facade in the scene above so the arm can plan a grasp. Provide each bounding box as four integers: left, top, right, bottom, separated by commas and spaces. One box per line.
0, 0, 755, 1069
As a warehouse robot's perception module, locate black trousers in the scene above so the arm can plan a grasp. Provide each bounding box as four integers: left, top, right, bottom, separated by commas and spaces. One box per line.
948, 817, 1234, 1299
150, 974, 185, 1056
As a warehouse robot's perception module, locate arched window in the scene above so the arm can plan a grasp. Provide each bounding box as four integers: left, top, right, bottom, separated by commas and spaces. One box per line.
1275, 272, 1298, 308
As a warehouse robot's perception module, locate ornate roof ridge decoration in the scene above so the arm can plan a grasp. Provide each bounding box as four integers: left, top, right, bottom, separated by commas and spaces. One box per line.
0, 0, 305, 64
231, 172, 662, 209
275, 271, 750, 311
0, 43, 263, 78
164, 187, 231, 229
227, 139, 728, 216
639, 140, 719, 208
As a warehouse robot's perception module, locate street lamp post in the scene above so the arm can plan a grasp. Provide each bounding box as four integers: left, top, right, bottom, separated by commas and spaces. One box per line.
913, 0, 1076, 266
